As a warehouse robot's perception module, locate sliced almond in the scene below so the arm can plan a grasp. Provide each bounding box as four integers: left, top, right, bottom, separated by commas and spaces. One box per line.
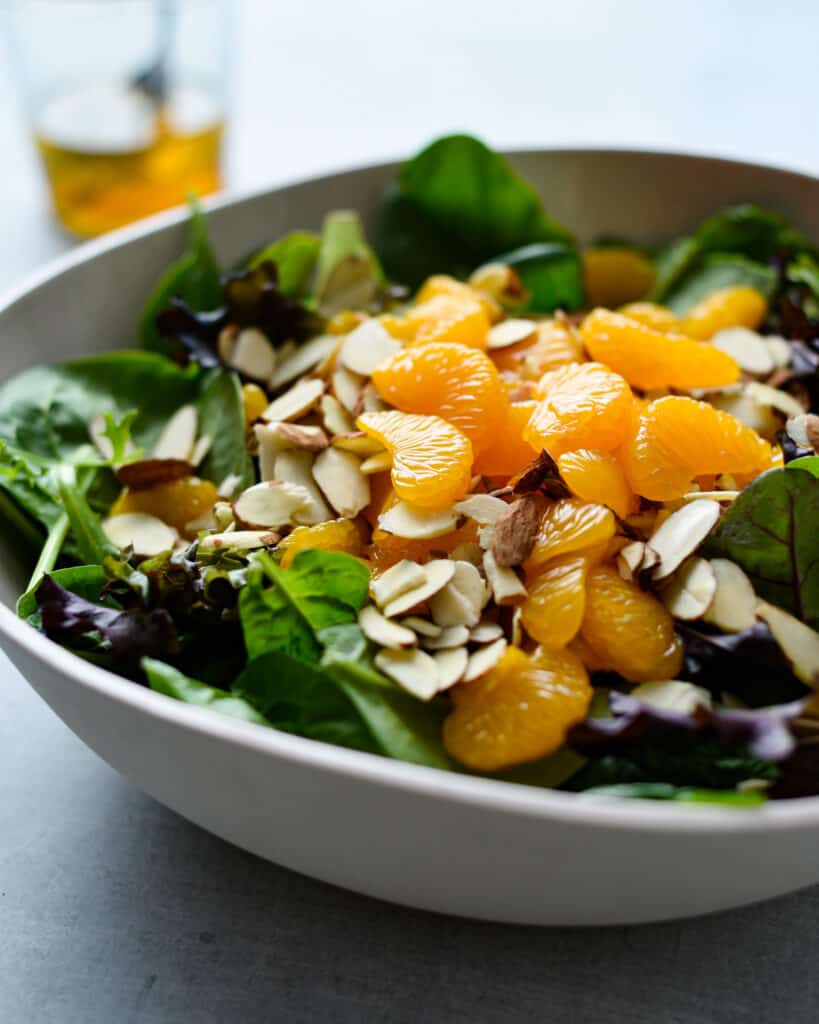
631, 680, 712, 714
400, 615, 443, 638
332, 366, 365, 413
649, 499, 721, 581
228, 327, 276, 382
660, 556, 717, 620
511, 606, 523, 647
320, 394, 355, 436
710, 389, 780, 438
371, 561, 427, 609
711, 327, 774, 375
116, 458, 191, 491
491, 493, 545, 567
359, 605, 417, 648
432, 647, 468, 691
374, 647, 439, 700
449, 542, 484, 566
486, 318, 537, 350
332, 431, 385, 456
255, 423, 287, 481
462, 638, 508, 682
756, 602, 819, 687
270, 334, 338, 390
682, 490, 740, 503
102, 512, 179, 556
617, 540, 647, 581
378, 501, 459, 540
702, 558, 757, 633
422, 625, 470, 650
273, 422, 329, 451
217, 473, 243, 499
745, 381, 806, 419
454, 494, 510, 525
360, 382, 387, 413
184, 509, 216, 533
153, 404, 198, 461
766, 336, 792, 369
312, 447, 370, 518
478, 524, 495, 550
359, 450, 393, 475
428, 561, 486, 628
786, 413, 817, 450
382, 560, 456, 618
274, 449, 333, 525
339, 319, 402, 375
483, 548, 527, 605
233, 480, 312, 529
261, 378, 325, 423
469, 621, 504, 644
212, 501, 234, 530
89, 414, 137, 462
199, 530, 279, 552
190, 434, 212, 467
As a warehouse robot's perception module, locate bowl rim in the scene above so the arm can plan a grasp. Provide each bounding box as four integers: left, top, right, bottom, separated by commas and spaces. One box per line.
4, 144, 819, 835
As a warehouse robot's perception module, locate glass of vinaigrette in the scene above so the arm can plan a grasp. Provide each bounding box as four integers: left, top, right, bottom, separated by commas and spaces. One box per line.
5, 0, 228, 237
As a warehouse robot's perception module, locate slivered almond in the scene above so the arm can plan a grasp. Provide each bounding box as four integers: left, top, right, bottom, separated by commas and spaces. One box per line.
332, 365, 365, 412
261, 378, 324, 422
746, 381, 806, 419
153, 404, 198, 461
374, 647, 439, 700
217, 473, 243, 499
756, 602, 819, 687
371, 561, 427, 609
422, 625, 470, 650
486, 318, 537, 350
233, 480, 312, 529
359, 605, 417, 648
400, 615, 443, 638
228, 327, 276, 382
432, 647, 468, 691
270, 335, 338, 390
274, 422, 329, 451
116, 458, 192, 490
491, 493, 545, 567
660, 556, 717, 620
102, 513, 179, 556
312, 447, 370, 518
469, 621, 504, 644
631, 680, 712, 714
382, 560, 456, 618
649, 500, 721, 581
378, 501, 459, 540
360, 450, 393, 474
332, 432, 385, 456
712, 327, 774, 375
462, 638, 508, 682
321, 394, 355, 435
190, 434, 212, 466
483, 549, 527, 605
339, 319, 402, 375
274, 449, 333, 524
454, 494, 510, 524
703, 558, 757, 633
199, 530, 279, 552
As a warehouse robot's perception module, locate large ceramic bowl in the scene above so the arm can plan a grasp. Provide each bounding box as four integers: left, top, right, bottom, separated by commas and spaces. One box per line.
3, 150, 819, 926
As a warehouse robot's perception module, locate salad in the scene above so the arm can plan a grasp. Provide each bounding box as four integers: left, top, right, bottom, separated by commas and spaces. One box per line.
5, 134, 819, 806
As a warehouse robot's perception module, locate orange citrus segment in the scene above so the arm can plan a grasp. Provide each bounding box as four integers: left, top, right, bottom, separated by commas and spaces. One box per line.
356, 410, 473, 510
277, 518, 363, 569
621, 395, 773, 501
580, 308, 740, 390
526, 362, 634, 457
579, 565, 683, 682
443, 646, 592, 772
368, 520, 478, 571
679, 286, 767, 340
557, 449, 637, 519
617, 302, 680, 331
371, 342, 507, 455
473, 401, 539, 477
112, 477, 218, 538
521, 555, 588, 648
399, 293, 490, 349
523, 498, 616, 576
415, 274, 498, 320
582, 247, 655, 308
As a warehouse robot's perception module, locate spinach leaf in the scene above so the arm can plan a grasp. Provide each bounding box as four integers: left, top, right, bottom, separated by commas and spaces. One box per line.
248, 230, 320, 296
238, 561, 321, 664
140, 200, 222, 350
195, 368, 254, 489
788, 455, 819, 476
313, 211, 384, 316
376, 134, 573, 289
579, 783, 766, 806
662, 254, 777, 315
143, 658, 273, 727
491, 242, 584, 312
706, 468, 819, 628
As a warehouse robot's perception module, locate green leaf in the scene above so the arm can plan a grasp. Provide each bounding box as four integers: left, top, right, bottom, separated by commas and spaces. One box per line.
140, 200, 222, 350
248, 230, 321, 296
99, 410, 142, 465
705, 468, 819, 629
580, 783, 766, 806
662, 254, 777, 315
491, 242, 584, 312
376, 134, 573, 288
56, 466, 117, 566
17, 564, 108, 623
789, 456, 819, 477
313, 211, 384, 316
258, 549, 370, 634
496, 748, 587, 789
195, 368, 254, 489
238, 562, 321, 664
143, 658, 273, 727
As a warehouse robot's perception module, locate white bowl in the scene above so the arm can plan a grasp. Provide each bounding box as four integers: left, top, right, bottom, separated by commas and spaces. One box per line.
3, 150, 819, 926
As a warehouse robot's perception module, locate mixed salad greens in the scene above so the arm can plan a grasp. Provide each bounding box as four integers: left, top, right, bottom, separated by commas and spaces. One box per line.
5, 133, 819, 805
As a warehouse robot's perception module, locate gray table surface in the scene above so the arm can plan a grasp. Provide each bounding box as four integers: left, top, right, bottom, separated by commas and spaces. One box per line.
3, 2, 819, 1021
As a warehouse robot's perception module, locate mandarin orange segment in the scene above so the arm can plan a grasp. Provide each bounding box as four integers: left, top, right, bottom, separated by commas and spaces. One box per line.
679, 285, 767, 340
579, 565, 683, 682
241, 383, 269, 426
369, 520, 478, 571
371, 342, 507, 455
523, 498, 616, 576
582, 247, 655, 308
401, 293, 490, 349
490, 319, 584, 377
557, 449, 637, 519
617, 301, 680, 331
521, 555, 588, 648
111, 477, 218, 538
526, 362, 633, 457
620, 395, 773, 501
443, 646, 592, 772
415, 274, 498, 320
277, 518, 363, 569
356, 410, 473, 510
580, 308, 740, 390
473, 401, 539, 477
